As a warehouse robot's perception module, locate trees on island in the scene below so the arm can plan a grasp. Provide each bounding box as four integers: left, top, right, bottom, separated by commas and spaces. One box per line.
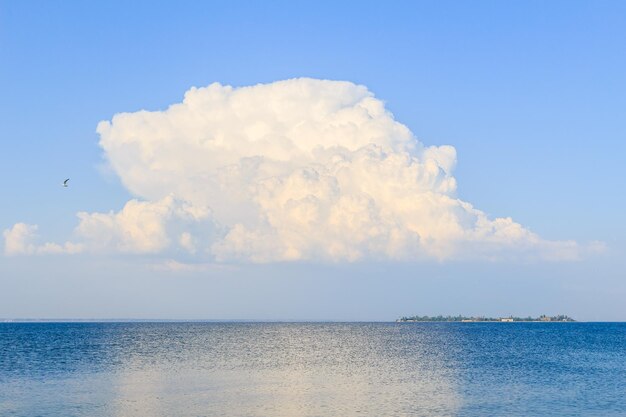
397, 315, 575, 322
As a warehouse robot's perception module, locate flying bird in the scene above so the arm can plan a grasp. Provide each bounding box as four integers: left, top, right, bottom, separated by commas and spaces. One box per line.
62, 178, 69, 187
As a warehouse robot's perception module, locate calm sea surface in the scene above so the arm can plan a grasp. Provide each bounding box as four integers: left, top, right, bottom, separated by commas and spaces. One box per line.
0, 322, 624, 416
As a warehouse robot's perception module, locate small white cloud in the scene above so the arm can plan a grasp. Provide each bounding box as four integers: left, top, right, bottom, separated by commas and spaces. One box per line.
6, 78, 595, 262
3, 223, 82, 256
178, 232, 196, 254
3, 223, 38, 255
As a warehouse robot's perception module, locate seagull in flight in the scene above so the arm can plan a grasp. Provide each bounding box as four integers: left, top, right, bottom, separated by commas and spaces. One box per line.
62, 178, 70, 187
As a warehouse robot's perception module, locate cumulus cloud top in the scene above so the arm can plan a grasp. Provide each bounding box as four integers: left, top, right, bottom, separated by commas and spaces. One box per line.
3, 78, 584, 262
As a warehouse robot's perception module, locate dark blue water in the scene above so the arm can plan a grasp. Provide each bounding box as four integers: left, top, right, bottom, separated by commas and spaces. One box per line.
1, 322, 624, 416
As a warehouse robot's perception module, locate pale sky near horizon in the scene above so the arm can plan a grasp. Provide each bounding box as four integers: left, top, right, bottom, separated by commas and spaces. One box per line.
1, 1, 625, 320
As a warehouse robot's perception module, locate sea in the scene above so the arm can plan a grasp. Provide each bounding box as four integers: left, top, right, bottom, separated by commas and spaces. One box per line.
0, 322, 624, 417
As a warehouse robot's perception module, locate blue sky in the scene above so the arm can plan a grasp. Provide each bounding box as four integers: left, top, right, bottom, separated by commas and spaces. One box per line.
1, 1, 625, 320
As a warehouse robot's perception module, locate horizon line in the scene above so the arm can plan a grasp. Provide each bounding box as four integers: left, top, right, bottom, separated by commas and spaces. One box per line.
1, 318, 622, 323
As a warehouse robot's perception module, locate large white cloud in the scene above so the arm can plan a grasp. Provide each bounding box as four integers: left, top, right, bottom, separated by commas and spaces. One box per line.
3, 78, 583, 262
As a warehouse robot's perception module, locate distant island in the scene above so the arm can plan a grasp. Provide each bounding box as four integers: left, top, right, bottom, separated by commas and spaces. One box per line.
397, 314, 575, 322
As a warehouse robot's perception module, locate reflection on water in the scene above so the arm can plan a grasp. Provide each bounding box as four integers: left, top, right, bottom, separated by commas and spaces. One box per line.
107, 324, 461, 417
0, 323, 624, 416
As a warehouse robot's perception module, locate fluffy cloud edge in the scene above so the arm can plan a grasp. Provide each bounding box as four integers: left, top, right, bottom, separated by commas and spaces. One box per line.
2, 217, 603, 262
